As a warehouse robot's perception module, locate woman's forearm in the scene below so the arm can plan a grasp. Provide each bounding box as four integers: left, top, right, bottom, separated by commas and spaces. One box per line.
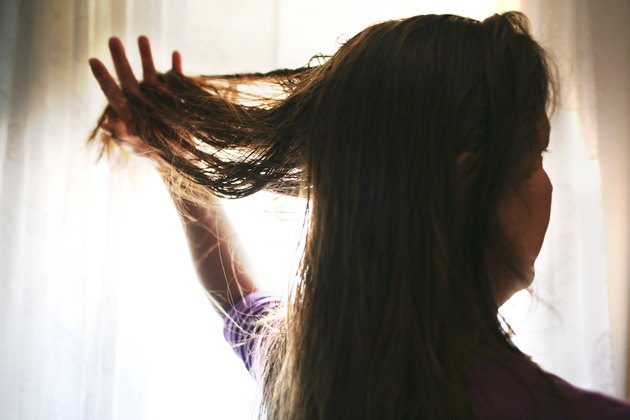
175, 195, 257, 312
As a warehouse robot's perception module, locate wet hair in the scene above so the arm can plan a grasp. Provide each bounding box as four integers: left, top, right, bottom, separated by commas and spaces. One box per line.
92, 11, 559, 419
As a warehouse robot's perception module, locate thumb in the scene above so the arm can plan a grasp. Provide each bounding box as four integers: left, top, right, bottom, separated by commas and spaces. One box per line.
172, 51, 183, 74
100, 119, 132, 139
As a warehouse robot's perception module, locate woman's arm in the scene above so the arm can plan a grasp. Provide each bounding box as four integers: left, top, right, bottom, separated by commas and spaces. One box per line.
175, 195, 257, 311
89, 36, 257, 312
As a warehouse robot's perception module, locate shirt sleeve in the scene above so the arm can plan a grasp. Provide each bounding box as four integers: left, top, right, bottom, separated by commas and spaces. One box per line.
223, 291, 282, 374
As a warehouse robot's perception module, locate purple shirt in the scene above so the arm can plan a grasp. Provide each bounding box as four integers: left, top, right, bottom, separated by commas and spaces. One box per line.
224, 292, 630, 419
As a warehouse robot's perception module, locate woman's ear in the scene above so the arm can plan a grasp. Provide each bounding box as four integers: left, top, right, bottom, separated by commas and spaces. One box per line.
455, 151, 477, 177
456, 151, 475, 167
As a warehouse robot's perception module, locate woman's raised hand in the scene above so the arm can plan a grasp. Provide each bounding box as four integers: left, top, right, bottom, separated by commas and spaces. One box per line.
88, 36, 183, 156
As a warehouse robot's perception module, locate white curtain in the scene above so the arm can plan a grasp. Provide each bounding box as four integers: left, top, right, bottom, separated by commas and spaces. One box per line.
0, 0, 627, 419
500, 0, 630, 397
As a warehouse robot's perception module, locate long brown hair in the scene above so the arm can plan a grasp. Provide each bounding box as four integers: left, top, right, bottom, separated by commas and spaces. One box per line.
92, 11, 559, 419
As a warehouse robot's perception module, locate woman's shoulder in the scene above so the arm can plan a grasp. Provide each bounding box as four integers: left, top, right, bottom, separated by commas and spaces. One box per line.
222, 291, 282, 373
470, 354, 630, 419
548, 373, 630, 420
224, 291, 282, 321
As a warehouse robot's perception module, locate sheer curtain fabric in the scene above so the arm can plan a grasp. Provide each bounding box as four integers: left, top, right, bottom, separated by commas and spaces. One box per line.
0, 1, 626, 419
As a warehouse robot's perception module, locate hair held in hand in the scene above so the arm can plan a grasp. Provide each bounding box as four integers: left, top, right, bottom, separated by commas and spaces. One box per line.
90, 57, 321, 199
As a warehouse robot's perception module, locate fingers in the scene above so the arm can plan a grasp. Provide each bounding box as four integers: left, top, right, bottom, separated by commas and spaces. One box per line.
90, 37, 180, 124
138, 35, 158, 82
109, 37, 139, 94
88, 58, 133, 122
172, 51, 183, 74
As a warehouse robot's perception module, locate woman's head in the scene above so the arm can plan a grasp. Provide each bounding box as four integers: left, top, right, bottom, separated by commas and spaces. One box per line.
269, 12, 558, 419
299, 12, 557, 310
96, 11, 559, 419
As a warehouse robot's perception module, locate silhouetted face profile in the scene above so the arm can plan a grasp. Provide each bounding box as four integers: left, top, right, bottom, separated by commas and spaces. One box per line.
495, 115, 552, 304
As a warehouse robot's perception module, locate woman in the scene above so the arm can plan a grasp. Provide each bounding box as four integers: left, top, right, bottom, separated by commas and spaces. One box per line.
89, 12, 630, 419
